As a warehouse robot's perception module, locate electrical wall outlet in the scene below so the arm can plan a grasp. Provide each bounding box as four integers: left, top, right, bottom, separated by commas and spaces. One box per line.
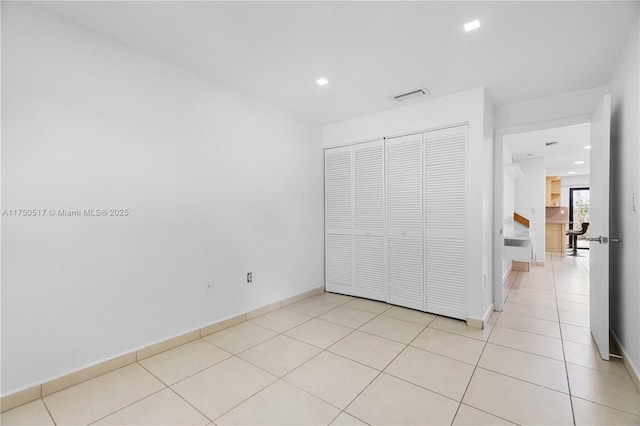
247, 272, 252, 284
206, 281, 214, 294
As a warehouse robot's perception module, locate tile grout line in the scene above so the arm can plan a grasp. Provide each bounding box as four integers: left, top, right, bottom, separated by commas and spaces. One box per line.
39, 397, 58, 426
338, 312, 436, 422
451, 302, 499, 425
134, 361, 217, 424
281, 302, 386, 426
85, 386, 168, 426
200, 297, 388, 424
228, 297, 394, 425
552, 253, 577, 426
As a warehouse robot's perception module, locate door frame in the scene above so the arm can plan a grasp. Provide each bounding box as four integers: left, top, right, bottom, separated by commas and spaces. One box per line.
493, 115, 591, 311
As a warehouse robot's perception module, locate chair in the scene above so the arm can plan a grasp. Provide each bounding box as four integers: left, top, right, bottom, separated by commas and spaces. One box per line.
566, 222, 589, 256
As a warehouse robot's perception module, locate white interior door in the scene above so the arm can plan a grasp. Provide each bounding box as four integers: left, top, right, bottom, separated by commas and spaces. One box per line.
325, 146, 354, 295
424, 125, 468, 319
386, 133, 424, 310
589, 94, 612, 360
354, 140, 386, 301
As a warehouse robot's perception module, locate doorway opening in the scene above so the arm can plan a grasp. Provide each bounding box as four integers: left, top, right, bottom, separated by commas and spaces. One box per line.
569, 187, 590, 250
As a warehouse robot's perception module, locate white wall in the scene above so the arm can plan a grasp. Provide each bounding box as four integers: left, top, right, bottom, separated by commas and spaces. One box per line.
495, 86, 610, 130
502, 145, 515, 277
514, 158, 546, 262
560, 174, 590, 207
1, 3, 324, 395
609, 5, 640, 381
482, 94, 495, 312
323, 87, 494, 320
503, 145, 515, 222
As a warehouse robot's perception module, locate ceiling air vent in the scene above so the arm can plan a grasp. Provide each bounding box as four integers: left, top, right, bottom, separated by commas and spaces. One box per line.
545, 141, 559, 147
393, 88, 429, 102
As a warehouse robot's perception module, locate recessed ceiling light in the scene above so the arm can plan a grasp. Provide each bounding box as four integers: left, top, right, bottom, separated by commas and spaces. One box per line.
316, 78, 328, 86
584, 145, 591, 150
568, 171, 576, 175
464, 20, 480, 32
574, 161, 585, 165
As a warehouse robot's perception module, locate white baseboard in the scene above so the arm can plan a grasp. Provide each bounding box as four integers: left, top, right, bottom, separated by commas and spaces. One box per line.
502, 265, 512, 284
0, 285, 325, 413
467, 303, 495, 330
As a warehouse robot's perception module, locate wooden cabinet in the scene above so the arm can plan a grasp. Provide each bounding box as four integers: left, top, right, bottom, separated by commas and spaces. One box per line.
546, 176, 562, 206
545, 222, 567, 255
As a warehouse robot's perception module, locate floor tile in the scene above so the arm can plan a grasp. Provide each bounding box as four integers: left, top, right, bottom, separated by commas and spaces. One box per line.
496, 311, 561, 338
344, 298, 391, 314
502, 301, 559, 322
330, 411, 368, 425
478, 343, 569, 393
556, 291, 590, 305
559, 309, 590, 327
346, 373, 459, 425
216, 380, 339, 425
567, 363, 640, 415
359, 315, 424, 344
171, 357, 276, 420
43, 364, 164, 426
508, 287, 557, 300
572, 396, 640, 425
561, 323, 594, 346
0, 399, 54, 426
410, 327, 485, 365
463, 368, 573, 425
314, 292, 355, 305
285, 297, 340, 317
249, 308, 313, 333
381, 305, 436, 326
203, 322, 277, 354
139, 339, 231, 385
328, 330, 405, 370
93, 388, 209, 425
489, 311, 500, 325
284, 318, 352, 349
558, 299, 590, 313
452, 404, 515, 425
512, 278, 555, 291
238, 334, 320, 377
564, 340, 630, 378
429, 316, 493, 341
555, 280, 590, 296
506, 292, 557, 308
385, 346, 475, 401
284, 351, 378, 409
489, 325, 564, 360
318, 305, 377, 329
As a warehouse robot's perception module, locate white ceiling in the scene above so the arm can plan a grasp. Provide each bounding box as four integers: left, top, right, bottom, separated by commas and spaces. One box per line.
32, 1, 638, 125
505, 123, 591, 177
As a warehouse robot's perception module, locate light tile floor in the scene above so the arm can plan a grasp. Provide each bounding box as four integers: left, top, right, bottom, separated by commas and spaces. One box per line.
2, 252, 640, 425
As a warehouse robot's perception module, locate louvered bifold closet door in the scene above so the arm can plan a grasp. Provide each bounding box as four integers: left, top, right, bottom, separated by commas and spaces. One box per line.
325, 146, 355, 295
353, 140, 386, 301
386, 133, 424, 310
424, 125, 468, 319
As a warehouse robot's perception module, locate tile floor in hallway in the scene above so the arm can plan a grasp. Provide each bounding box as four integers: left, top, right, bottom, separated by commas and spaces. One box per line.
2, 252, 640, 425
